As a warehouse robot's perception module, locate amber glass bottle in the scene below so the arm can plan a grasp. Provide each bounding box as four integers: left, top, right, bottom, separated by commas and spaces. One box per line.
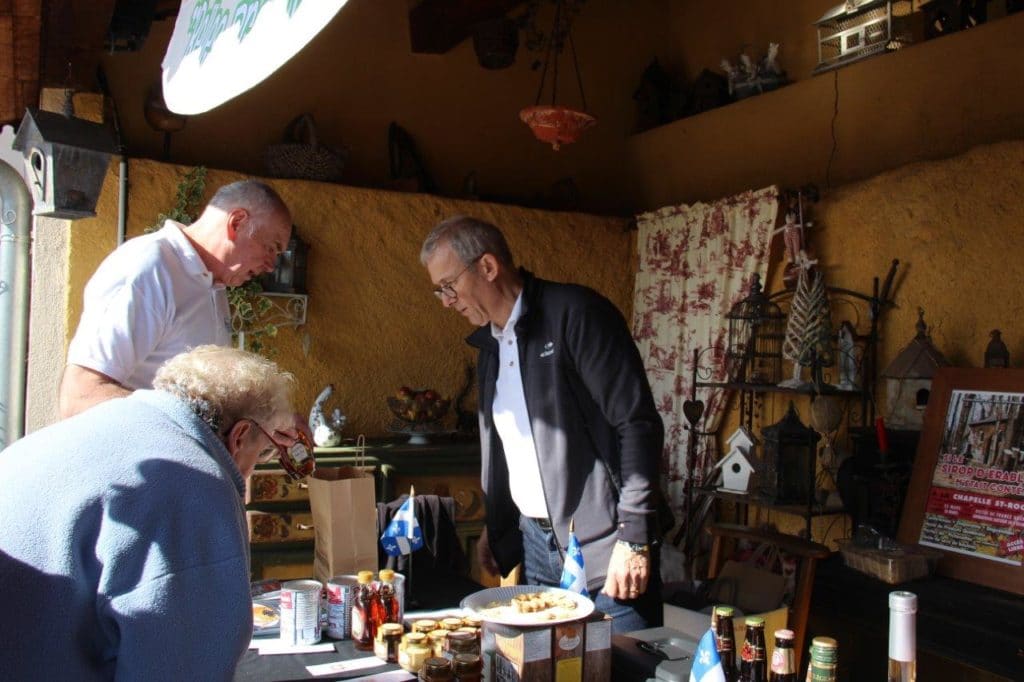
351, 570, 377, 651
740, 616, 767, 682
714, 605, 738, 682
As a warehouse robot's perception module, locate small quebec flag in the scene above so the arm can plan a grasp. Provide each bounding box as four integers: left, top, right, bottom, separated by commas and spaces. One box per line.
559, 518, 589, 598
380, 487, 424, 557
689, 628, 726, 682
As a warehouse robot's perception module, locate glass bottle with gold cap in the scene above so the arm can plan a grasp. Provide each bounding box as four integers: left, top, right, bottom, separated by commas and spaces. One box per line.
373, 568, 400, 628
351, 570, 377, 651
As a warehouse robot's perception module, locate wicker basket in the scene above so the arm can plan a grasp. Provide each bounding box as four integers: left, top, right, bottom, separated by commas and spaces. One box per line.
837, 539, 942, 584
263, 113, 347, 182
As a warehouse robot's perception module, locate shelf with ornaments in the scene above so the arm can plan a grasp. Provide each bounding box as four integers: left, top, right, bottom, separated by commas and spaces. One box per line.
688, 258, 901, 537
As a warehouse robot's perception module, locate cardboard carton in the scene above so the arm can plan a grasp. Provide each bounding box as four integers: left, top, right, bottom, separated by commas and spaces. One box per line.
484, 610, 611, 682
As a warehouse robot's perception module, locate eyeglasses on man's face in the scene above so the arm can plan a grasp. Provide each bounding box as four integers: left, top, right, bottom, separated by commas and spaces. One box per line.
246, 419, 315, 480
432, 256, 482, 301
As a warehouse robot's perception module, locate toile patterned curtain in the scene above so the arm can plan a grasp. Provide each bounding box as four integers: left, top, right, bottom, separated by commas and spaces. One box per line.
632, 186, 779, 545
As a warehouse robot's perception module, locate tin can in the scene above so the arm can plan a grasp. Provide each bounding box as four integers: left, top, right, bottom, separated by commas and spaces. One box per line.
325, 575, 359, 639
280, 579, 323, 645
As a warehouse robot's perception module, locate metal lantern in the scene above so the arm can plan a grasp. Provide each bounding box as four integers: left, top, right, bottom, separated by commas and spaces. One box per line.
260, 229, 309, 294
726, 273, 786, 385
761, 402, 821, 504
812, 0, 915, 74
11, 107, 117, 219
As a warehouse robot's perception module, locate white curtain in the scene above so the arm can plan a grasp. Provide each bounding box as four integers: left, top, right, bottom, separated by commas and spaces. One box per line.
632, 186, 779, 550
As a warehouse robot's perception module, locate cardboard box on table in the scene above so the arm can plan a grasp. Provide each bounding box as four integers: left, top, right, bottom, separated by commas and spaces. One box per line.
483, 609, 611, 682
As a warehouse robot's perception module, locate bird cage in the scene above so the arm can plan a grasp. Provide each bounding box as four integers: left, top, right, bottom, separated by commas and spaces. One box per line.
726, 273, 786, 385
812, 0, 915, 74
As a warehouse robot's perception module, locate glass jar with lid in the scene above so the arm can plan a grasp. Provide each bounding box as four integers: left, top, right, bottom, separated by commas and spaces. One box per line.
419, 656, 453, 681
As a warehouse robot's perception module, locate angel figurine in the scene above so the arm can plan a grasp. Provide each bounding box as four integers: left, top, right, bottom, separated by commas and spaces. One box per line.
834, 321, 859, 390
774, 211, 804, 265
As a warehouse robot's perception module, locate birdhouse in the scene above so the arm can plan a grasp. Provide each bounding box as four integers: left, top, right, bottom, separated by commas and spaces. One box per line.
726, 426, 758, 456
716, 448, 756, 494
882, 309, 950, 430
726, 273, 786, 384
11, 107, 117, 219
761, 402, 820, 504
812, 0, 915, 75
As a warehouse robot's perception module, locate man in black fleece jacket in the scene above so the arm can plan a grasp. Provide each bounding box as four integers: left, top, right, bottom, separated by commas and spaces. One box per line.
421, 215, 669, 632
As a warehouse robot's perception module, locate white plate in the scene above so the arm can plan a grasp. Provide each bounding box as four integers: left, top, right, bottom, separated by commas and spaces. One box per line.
460, 585, 594, 626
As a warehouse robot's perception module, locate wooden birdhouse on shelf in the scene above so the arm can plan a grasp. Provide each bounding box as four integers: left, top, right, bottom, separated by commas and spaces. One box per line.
882, 309, 950, 430
812, 0, 915, 74
725, 273, 786, 385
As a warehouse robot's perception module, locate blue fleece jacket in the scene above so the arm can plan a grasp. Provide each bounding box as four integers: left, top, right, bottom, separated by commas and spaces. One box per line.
0, 390, 252, 681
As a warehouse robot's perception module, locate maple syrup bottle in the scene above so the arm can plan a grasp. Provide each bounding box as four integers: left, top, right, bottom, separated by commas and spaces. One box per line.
351, 570, 377, 651
373, 568, 400, 628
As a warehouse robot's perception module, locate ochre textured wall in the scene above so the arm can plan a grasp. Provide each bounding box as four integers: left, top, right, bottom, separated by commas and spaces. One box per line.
750, 139, 1024, 544
67, 160, 634, 437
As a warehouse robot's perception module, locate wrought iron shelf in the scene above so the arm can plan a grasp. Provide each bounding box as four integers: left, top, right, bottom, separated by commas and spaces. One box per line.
694, 380, 865, 397
696, 485, 846, 519
259, 292, 308, 328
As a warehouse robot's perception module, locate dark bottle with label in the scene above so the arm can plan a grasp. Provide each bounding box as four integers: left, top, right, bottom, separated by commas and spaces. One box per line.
372, 568, 400, 628
768, 628, 797, 682
714, 605, 738, 682
739, 616, 767, 682
351, 570, 377, 651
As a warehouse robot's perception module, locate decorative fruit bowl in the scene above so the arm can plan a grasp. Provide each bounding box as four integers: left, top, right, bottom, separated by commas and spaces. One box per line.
387, 387, 451, 425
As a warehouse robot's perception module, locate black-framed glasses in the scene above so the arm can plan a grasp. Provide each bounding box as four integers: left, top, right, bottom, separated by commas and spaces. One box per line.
246, 419, 315, 480
432, 256, 482, 300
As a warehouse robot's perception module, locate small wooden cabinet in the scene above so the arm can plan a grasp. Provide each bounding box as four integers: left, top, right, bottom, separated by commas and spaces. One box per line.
245, 437, 489, 583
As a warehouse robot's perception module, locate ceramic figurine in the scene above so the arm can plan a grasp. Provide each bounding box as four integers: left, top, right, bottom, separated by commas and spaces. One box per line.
309, 384, 346, 447
835, 320, 859, 390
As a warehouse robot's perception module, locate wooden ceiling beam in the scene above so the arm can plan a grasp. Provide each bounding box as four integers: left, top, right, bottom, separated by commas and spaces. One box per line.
408, 0, 524, 54
39, 0, 118, 91
0, 0, 42, 126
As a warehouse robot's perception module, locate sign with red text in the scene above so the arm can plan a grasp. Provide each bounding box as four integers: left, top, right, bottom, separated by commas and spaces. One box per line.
162, 0, 348, 115
919, 389, 1024, 565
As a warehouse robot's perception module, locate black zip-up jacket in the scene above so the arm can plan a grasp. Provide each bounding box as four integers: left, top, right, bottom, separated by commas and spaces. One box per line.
467, 270, 667, 591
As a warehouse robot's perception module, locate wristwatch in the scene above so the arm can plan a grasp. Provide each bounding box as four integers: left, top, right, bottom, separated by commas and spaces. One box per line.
616, 540, 650, 554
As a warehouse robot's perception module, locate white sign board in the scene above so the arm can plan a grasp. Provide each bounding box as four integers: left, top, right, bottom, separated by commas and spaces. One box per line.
162, 0, 348, 115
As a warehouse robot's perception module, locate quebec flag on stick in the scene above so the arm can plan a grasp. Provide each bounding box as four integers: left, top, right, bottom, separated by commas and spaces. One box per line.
380, 486, 424, 557
689, 628, 726, 682
559, 518, 589, 598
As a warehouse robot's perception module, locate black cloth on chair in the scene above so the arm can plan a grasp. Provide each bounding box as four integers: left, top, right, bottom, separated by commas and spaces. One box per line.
376, 494, 471, 608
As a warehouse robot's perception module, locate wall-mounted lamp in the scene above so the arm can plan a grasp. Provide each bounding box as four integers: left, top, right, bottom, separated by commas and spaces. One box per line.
260, 229, 309, 295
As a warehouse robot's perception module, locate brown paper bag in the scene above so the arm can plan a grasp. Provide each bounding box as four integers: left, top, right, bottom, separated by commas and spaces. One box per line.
307, 463, 378, 583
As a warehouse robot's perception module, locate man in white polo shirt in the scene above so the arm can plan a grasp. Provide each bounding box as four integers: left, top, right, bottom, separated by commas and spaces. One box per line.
58, 179, 292, 418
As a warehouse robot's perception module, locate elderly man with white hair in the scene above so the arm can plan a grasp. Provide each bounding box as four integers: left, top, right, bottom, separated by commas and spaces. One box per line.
0, 345, 311, 681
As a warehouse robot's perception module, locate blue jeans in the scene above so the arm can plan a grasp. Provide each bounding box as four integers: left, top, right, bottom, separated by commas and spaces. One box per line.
519, 516, 662, 634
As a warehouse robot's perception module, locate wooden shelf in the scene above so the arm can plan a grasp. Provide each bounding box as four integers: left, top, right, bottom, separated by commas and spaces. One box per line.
697, 485, 845, 519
